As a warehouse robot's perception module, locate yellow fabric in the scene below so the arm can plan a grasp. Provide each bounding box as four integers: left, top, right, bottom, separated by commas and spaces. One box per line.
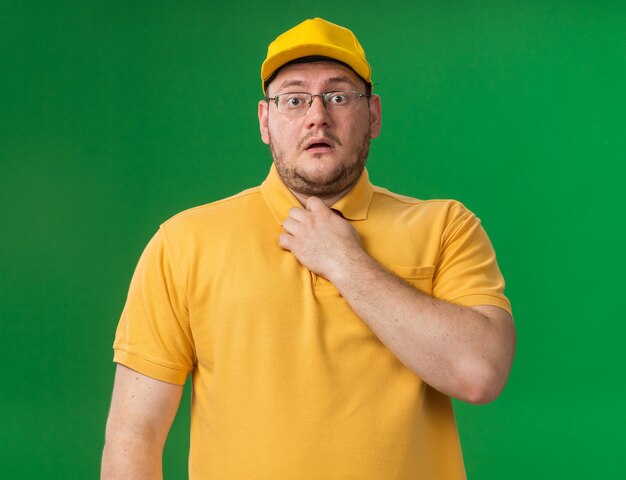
113, 165, 511, 479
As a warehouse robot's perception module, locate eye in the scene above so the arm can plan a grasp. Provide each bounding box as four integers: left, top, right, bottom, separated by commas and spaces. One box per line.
282, 94, 308, 109
327, 92, 349, 105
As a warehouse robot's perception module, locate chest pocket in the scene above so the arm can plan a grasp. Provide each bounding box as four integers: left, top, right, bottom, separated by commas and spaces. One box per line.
386, 265, 435, 296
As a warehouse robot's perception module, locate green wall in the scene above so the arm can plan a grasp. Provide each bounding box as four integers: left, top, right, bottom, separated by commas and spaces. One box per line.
2, 1, 624, 478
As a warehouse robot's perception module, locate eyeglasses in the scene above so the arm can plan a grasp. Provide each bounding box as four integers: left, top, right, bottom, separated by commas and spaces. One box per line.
265, 91, 370, 116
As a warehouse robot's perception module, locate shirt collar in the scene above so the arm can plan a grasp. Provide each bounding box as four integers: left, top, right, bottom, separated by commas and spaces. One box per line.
260, 164, 374, 224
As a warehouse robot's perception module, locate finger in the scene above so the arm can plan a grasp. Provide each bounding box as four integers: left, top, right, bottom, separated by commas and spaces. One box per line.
281, 217, 302, 235
305, 196, 330, 213
278, 233, 293, 250
287, 207, 309, 221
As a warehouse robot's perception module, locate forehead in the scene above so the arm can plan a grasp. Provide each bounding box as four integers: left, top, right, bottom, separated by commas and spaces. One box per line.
267, 61, 364, 94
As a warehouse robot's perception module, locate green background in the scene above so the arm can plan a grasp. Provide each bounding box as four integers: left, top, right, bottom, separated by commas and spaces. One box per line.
2, 1, 625, 478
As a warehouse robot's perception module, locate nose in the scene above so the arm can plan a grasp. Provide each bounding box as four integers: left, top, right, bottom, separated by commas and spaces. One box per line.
305, 95, 331, 127
308, 94, 327, 109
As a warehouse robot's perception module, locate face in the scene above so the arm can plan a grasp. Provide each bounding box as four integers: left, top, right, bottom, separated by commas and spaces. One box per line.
258, 62, 382, 199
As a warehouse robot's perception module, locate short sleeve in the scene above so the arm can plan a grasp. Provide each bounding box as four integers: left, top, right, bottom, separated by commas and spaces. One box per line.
432, 203, 512, 314
113, 226, 195, 385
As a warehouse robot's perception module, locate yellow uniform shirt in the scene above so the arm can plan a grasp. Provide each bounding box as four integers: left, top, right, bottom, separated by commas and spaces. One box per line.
114, 165, 511, 479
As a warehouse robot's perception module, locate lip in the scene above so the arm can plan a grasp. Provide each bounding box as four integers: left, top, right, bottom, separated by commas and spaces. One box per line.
303, 137, 334, 154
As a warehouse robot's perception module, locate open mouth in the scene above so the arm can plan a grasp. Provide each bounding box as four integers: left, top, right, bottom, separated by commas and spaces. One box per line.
306, 142, 331, 150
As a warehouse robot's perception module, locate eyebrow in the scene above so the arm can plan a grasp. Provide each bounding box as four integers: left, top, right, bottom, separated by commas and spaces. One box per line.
277, 79, 306, 90
276, 75, 359, 92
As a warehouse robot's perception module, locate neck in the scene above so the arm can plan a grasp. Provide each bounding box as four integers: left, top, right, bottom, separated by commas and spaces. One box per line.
289, 186, 351, 208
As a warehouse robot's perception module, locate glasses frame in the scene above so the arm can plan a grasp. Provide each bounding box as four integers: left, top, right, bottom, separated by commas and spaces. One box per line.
265, 90, 371, 115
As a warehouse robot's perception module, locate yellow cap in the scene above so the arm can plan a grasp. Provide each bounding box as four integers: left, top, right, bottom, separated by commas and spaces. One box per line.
261, 18, 372, 94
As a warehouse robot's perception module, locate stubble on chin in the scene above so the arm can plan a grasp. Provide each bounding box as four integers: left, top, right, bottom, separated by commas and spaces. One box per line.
269, 130, 371, 199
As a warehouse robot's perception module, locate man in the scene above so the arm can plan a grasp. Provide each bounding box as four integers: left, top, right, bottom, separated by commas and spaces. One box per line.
102, 18, 515, 480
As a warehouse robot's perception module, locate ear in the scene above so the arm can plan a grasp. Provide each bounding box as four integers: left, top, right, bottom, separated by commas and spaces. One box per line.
367, 94, 382, 139
258, 100, 270, 145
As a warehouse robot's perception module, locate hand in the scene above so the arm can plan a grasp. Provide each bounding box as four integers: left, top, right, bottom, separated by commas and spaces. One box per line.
279, 197, 364, 282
